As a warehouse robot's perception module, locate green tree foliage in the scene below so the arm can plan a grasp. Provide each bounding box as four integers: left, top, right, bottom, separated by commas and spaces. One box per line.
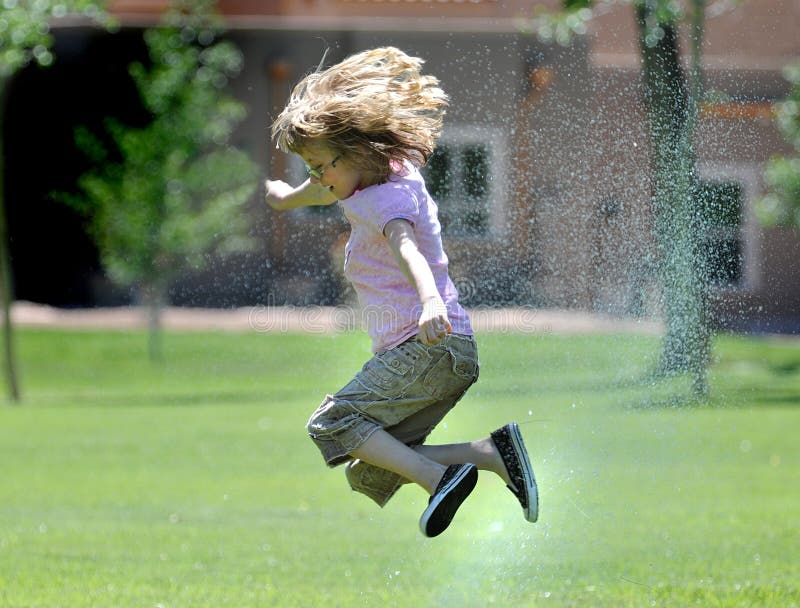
0, 0, 111, 76
63, 0, 259, 360
758, 62, 800, 229
1, 0, 112, 401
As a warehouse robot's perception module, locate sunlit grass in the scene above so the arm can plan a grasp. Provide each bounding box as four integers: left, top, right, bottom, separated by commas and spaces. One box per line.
0, 328, 798, 607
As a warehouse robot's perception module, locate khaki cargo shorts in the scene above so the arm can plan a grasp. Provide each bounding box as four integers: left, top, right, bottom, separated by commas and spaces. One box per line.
306, 333, 479, 506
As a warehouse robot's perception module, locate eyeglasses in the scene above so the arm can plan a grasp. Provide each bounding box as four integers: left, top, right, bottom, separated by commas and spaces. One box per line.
306, 155, 341, 180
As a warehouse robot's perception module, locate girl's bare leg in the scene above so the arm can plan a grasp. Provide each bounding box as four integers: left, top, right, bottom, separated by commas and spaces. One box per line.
350, 428, 447, 495
414, 438, 515, 490
350, 429, 516, 493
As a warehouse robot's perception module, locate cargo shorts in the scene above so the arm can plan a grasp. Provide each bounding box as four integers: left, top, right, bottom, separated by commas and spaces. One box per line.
306, 333, 479, 507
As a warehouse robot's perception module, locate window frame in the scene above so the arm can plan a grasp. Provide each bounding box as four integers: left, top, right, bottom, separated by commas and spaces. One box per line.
696, 162, 762, 292
425, 124, 509, 239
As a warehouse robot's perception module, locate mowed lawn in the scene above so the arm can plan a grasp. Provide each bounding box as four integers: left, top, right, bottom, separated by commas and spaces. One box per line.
0, 327, 798, 607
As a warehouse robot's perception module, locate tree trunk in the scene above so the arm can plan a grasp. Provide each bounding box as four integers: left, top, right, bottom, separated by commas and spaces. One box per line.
139, 280, 165, 363
0, 79, 21, 402
635, 1, 710, 396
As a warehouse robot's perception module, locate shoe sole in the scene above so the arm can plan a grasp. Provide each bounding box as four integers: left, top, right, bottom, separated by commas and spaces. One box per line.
419, 464, 478, 538
509, 423, 538, 522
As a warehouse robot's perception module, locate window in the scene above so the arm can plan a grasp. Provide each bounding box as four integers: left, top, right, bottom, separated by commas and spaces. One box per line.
424, 143, 490, 236
422, 125, 507, 237
695, 180, 744, 287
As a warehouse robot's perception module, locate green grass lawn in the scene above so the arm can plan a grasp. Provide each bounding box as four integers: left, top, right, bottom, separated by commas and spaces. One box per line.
0, 328, 798, 607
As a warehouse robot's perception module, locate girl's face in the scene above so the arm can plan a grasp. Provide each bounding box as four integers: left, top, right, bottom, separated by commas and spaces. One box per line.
298, 142, 371, 200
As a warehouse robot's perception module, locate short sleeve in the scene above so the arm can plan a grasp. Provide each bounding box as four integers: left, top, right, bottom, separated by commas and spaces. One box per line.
367, 181, 419, 235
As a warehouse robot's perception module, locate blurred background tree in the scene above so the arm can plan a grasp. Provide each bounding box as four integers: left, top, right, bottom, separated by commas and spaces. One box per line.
60, 0, 260, 361
758, 62, 800, 230
1, 0, 112, 402
527, 0, 721, 396
634, 0, 711, 396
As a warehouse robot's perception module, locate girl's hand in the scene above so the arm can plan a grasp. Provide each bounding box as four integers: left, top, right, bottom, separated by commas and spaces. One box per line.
418, 296, 452, 345
265, 179, 295, 209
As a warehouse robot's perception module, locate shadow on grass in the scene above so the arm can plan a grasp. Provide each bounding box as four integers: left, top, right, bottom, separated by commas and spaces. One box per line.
623, 393, 709, 410
769, 360, 800, 375
473, 372, 674, 400
18, 390, 299, 408
749, 393, 800, 406
621, 383, 800, 410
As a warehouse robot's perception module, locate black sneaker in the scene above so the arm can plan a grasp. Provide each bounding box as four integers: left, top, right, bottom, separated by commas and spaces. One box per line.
419, 463, 478, 537
491, 422, 538, 522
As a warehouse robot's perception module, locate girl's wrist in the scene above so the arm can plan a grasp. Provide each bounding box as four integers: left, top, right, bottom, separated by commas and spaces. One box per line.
421, 295, 447, 318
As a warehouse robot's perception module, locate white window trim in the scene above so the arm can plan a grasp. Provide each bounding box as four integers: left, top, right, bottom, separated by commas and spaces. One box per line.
435, 123, 509, 238
697, 161, 762, 292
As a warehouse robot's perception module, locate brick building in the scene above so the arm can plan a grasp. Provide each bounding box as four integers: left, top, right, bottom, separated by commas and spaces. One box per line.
3, 0, 798, 329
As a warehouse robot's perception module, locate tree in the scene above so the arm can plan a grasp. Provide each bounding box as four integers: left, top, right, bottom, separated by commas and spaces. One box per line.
526, 0, 717, 395
0, 0, 112, 402
635, 0, 710, 396
757, 62, 800, 229
62, 0, 260, 360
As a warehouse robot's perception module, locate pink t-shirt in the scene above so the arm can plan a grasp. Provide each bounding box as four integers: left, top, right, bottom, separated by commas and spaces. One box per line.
339, 168, 473, 352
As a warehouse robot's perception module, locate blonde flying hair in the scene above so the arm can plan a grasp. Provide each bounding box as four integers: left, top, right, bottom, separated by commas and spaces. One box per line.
272, 47, 449, 184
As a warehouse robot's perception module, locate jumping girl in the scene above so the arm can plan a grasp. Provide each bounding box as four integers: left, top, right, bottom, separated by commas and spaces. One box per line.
266, 47, 537, 537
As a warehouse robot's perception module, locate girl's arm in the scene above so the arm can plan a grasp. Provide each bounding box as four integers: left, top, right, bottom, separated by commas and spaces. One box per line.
265, 178, 338, 210
384, 218, 452, 345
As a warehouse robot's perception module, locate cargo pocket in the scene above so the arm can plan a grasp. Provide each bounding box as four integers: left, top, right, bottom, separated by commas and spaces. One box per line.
357, 341, 424, 398
422, 340, 479, 400
451, 349, 479, 382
